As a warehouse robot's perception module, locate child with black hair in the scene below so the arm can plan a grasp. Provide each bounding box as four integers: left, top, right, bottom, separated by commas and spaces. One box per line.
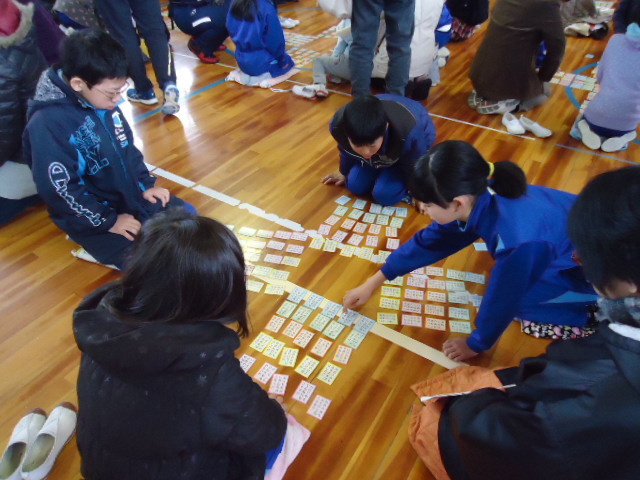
23, 29, 195, 269
74, 209, 307, 480
225, 0, 298, 87
344, 140, 597, 361
410, 165, 640, 480
323, 94, 436, 206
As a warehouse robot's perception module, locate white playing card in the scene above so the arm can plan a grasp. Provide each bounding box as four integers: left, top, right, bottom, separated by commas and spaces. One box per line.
356, 247, 374, 260
246, 280, 264, 293
317, 362, 342, 385
427, 291, 447, 303
465, 272, 486, 284
449, 307, 471, 320
362, 213, 377, 223
282, 256, 301, 267
265, 315, 286, 333
353, 223, 367, 234
253, 362, 278, 384
335, 195, 351, 205
446, 280, 466, 292
426, 318, 447, 331
282, 321, 304, 338
256, 229, 275, 238
293, 329, 315, 348
307, 395, 332, 420
402, 301, 422, 314
404, 289, 424, 300
347, 234, 364, 246
270, 270, 289, 281
323, 321, 345, 339
310, 338, 333, 357
446, 269, 467, 280
425, 304, 445, 316
353, 315, 376, 333
377, 312, 399, 324
309, 314, 332, 332
263, 339, 286, 359
238, 227, 257, 237
375, 214, 390, 225
292, 380, 316, 404
340, 245, 356, 257
348, 209, 364, 220
264, 254, 283, 264
274, 230, 293, 240
309, 237, 324, 249
353, 199, 367, 210
385, 227, 398, 237
337, 309, 359, 326
344, 330, 366, 349
426, 266, 445, 276
381, 206, 395, 216
384, 276, 404, 286
268, 374, 289, 395
265, 284, 286, 296
331, 230, 348, 243
318, 224, 331, 235
333, 345, 353, 364
238, 354, 256, 373
292, 305, 313, 323
285, 244, 305, 255
325, 215, 340, 225
291, 232, 308, 241
334, 205, 349, 216
295, 355, 319, 377
304, 293, 324, 310
369, 203, 383, 214
368, 224, 382, 234
395, 207, 408, 218
381, 286, 401, 297
386, 238, 400, 250
380, 297, 400, 310
401, 314, 423, 327
288, 287, 308, 303
449, 320, 473, 334
389, 217, 404, 228
279, 347, 299, 367
341, 218, 356, 230
448, 291, 470, 305
323, 240, 338, 252
365, 235, 379, 247
322, 302, 342, 318
428, 279, 446, 290
473, 242, 488, 251
407, 276, 427, 288
249, 332, 274, 352
253, 265, 273, 276
277, 301, 297, 317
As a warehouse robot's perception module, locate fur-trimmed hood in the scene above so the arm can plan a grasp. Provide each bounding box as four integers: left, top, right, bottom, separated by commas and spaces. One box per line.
0, 0, 33, 49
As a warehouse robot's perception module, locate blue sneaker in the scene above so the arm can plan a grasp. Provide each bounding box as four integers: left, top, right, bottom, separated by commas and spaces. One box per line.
126, 88, 158, 105
161, 84, 180, 115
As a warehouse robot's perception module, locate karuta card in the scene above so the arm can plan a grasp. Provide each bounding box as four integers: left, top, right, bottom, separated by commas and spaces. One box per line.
247, 240, 266, 249
253, 265, 273, 276
365, 235, 379, 247
270, 270, 289, 281
238, 354, 256, 373
411, 267, 425, 275
323, 321, 345, 339
265, 284, 286, 296
292, 380, 316, 404
253, 362, 277, 384
263, 339, 286, 359
404, 288, 425, 301
427, 291, 447, 303
340, 245, 356, 257
292, 305, 314, 324
274, 230, 293, 240
402, 301, 422, 314
446, 280, 466, 292
268, 374, 289, 395
335, 194, 351, 205
395, 207, 408, 218
322, 240, 338, 252
356, 247, 374, 260
380, 297, 401, 310
425, 304, 445, 316
333, 345, 353, 364
406, 276, 427, 289
304, 293, 324, 310
307, 395, 332, 420
354, 315, 376, 334
318, 224, 331, 235
246, 280, 264, 293
279, 347, 299, 367
428, 279, 446, 290
249, 332, 274, 352
341, 218, 356, 230
426, 317, 447, 331
238, 227, 257, 237
285, 244, 305, 255
353, 222, 367, 234
426, 266, 445, 277
264, 254, 283, 264
282, 256, 301, 267
334, 205, 349, 216
277, 301, 297, 317
245, 251, 261, 262
288, 286, 308, 303
386, 238, 400, 250
293, 329, 315, 348
265, 315, 286, 333
338, 309, 359, 326
331, 230, 348, 243
362, 213, 377, 224
317, 362, 342, 385
309, 314, 332, 332
446, 269, 467, 281
291, 232, 309, 242
465, 272, 486, 284
346, 234, 364, 246
295, 355, 320, 378
348, 209, 365, 220
384, 275, 403, 286
353, 199, 367, 210
385, 227, 398, 237
325, 215, 340, 225
389, 217, 404, 228
309, 237, 324, 249
368, 224, 382, 234
378, 312, 399, 325
448, 291, 470, 305
310, 338, 333, 357
470, 294, 483, 308
282, 321, 304, 338
375, 214, 390, 225
449, 320, 473, 334
381, 286, 402, 298
381, 206, 395, 216
256, 229, 274, 238
449, 307, 471, 320
473, 242, 488, 251
322, 302, 342, 319
344, 330, 366, 349
369, 203, 383, 214
401, 314, 423, 327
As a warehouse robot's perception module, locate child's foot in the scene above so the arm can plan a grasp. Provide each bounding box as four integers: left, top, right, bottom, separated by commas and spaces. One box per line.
188, 38, 220, 64
327, 75, 343, 84
216, 44, 227, 51
126, 87, 158, 105
601, 131, 637, 152
476, 98, 519, 115
72, 248, 118, 269
161, 84, 180, 115
577, 119, 601, 150
279, 16, 300, 28
292, 84, 328, 99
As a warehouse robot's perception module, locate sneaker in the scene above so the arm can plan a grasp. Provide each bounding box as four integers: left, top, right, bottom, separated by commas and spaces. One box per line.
279, 16, 300, 28
126, 88, 158, 105
162, 84, 180, 115
502, 112, 525, 135
476, 98, 519, 115
467, 90, 482, 109
0, 409, 46, 480
292, 84, 328, 99
217, 44, 227, 51
327, 75, 343, 84
577, 119, 601, 150
601, 131, 637, 152
519, 115, 553, 138
188, 38, 220, 64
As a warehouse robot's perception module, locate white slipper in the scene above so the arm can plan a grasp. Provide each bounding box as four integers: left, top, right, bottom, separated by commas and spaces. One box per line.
519, 116, 553, 138
601, 131, 637, 152
502, 113, 525, 135
0, 409, 46, 480
577, 120, 602, 150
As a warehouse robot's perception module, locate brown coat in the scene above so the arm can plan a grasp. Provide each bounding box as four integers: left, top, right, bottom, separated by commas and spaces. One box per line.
469, 0, 566, 101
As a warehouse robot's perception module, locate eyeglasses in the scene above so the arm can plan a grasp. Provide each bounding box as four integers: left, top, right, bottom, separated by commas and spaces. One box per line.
90, 82, 130, 101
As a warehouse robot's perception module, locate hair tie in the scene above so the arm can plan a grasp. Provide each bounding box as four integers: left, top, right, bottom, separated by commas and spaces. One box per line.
487, 162, 495, 179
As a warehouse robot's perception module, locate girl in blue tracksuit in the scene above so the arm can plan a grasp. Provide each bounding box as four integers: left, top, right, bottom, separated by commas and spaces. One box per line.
344, 140, 597, 361
225, 0, 296, 86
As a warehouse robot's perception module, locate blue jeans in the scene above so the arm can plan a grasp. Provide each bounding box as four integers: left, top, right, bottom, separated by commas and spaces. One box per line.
346, 163, 407, 206
349, 0, 415, 96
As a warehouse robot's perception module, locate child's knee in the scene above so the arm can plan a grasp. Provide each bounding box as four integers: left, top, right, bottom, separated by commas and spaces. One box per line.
372, 188, 404, 207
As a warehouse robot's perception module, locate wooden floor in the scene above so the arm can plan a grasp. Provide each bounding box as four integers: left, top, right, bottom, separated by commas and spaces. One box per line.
0, 3, 635, 479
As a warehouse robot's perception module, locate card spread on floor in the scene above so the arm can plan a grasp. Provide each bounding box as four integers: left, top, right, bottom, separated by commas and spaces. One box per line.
292, 305, 314, 323
470, 294, 483, 308
385, 227, 398, 237
428, 279, 446, 290
266, 240, 285, 250
254, 362, 278, 384
283, 256, 301, 267
282, 320, 304, 338
386, 238, 400, 250
323, 321, 345, 339
265, 315, 287, 333
264, 254, 283, 264
245, 252, 261, 262
293, 329, 315, 348
295, 355, 320, 377
465, 272, 486, 284
356, 247, 374, 260
449, 307, 471, 320
380, 297, 401, 310
353, 199, 367, 210
293, 380, 317, 404
325, 215, 340, 225
344, 330, 367, 349
322, 302, 342, 318
425, 304, 445, 317
263, 339, 286, 359
448, 291, 470, 305
274, 230, 293, 240
308, 395, 332, 420
310, 338, 333, 357
402, 301, 422, 314
334, 205, 349, 216
369, 203, 383, 214
427, 291, 447, 303
277, 301, 297, 318
348, 209, 364, 220
317, 362, 342, 385
265, 284, 286, 296
291, 232, 309, 242
257, 230, 274, 238
309, 237, 325, 249
426, 318, 447, 331
238, 227, 257, 237
389, 217, 404, 228
347, 234, 364, 246
365, 235, 379, 247
368, 224, 382, 235
340, 245, 356, 257
304, 293, 324, 310
335, 195, 351, 205
288, 287, 308, 304
246, 280, 264, 293
401, 314, 423, 327
407, 276, 427, 289
270, 269, 290, 281
449, 320, 473, 334
377, 312, 399, 325
445, 280, 466, 292
375, 214, 390, 225
268, 374, 289, 395
332, 230, 348, 243
381, 286, 402, 298
446, 269, 467, 281
353, 222, 367, 234
286, 244, 305, 255
279, 347, 299, 367
341, 218, 356, 230
323, 240, 338, 252
362, 213, 377, 224
249, 332, 274, 352
338, 309, 359, 326
309, 314, 332, 332
354, 315, 376, 334
426, 266, 445, 277
239, 354, 257, 373
333, 345, 353, 364
404, 288, 425, 301
473, 242, 488, 251
395, 207, 408, 218
254, 265, 273, 276
318, 224, 331, 235
384, 276, 403, 286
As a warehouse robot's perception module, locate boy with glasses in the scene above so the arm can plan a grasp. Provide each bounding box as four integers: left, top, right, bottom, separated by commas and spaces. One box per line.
23, 29, 194, 268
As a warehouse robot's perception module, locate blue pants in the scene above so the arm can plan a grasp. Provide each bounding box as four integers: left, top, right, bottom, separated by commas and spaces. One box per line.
68, 197, 196, 269
0, 195, 41, 227
346, 163, 407, 206
349, 0, 415, 96
171, 1, 230, 56
95, 0, 176, 91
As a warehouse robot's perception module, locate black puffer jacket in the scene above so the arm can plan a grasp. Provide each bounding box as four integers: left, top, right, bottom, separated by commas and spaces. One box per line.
73, 283, 287, 480
0, 1, 46, 167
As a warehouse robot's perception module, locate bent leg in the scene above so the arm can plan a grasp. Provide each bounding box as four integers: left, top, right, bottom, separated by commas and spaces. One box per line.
345, 163, 378, 197
371, 166, 407, 206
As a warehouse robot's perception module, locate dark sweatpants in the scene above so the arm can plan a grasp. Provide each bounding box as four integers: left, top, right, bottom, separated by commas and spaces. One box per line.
171, 0, 230, 56
95, 0, 177, 91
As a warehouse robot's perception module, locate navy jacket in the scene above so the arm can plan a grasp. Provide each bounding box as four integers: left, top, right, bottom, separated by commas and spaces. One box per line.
23, 68, 159, 236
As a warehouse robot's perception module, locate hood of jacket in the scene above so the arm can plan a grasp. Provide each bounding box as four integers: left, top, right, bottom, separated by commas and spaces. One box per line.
0, 0, 32, 48
73, 283, 242, 377
27, 66, 93, 120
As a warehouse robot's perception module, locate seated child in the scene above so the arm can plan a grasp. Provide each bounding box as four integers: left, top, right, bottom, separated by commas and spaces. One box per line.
226, 0, 298, 88
570, 5, 640, 152
410, 165, 640, 480
74, 209, 309, 480
344, 140, 597, 361
323, 94, 436, 206
169, 0, 231, 64
23, 29, 194, 268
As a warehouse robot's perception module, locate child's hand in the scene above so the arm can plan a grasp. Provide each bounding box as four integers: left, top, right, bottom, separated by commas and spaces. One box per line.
108, 213, 141, 241
143, 187, 170, 207
343, 283, 375, 310
322, 172, 346, 186
443, 338, 478, 362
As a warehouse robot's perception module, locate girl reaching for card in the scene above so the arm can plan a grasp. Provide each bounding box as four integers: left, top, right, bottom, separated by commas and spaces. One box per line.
343, 140, 597, 361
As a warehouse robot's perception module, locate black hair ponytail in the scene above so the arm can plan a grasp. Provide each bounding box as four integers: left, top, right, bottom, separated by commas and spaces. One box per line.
491, 160, 527, 198
230, 0, 257, 21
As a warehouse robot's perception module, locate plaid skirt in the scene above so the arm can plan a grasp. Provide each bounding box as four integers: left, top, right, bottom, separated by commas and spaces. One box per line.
451, 18, 481, 42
